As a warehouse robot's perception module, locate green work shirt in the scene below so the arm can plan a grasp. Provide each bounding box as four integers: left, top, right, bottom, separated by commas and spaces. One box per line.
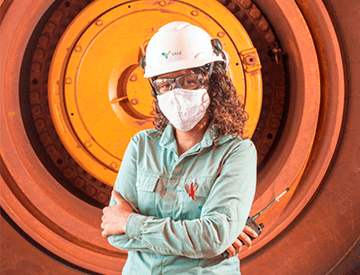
108, 124, 257, 274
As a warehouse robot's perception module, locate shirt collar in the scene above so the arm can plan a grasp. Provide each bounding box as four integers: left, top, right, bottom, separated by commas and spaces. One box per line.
147, 123, 238, 151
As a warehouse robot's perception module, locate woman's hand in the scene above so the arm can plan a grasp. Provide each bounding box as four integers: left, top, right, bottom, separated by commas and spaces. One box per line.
101, 190, 134, 238
225, 225, 259, 257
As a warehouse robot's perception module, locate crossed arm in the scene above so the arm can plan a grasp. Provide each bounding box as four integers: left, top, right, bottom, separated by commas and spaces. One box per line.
101, 190, 258, 257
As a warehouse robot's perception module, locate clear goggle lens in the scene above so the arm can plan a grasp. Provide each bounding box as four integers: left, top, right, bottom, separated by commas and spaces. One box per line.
152, 73, 205, 94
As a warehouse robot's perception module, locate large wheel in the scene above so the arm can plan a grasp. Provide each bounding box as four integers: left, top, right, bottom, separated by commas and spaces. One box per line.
1, 0, 359, 274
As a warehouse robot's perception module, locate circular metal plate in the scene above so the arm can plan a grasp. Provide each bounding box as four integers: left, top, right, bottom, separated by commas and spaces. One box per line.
49, 0, 262, 186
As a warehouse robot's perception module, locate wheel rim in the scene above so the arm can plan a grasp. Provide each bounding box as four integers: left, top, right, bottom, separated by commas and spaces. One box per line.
0, 0, 345, 273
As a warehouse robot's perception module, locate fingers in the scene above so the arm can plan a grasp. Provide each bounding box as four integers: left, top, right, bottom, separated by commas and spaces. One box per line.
101, 229, 108, 238
226, 238, 243, 258
111, 190, 123, 205
243, 224, 259, 239
226, 244, 236, 257
238, 231, 252, 248
232, 238, 243, 254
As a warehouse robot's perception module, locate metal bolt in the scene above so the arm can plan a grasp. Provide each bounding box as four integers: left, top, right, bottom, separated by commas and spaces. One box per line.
110, 162, 118, 169
34, 48, 45, 59
265, 33, 276, 44
31, 62, 41, 73
275, 88, 285, 101
85, 185, 97, 196
38, 35, 50, 46
130, 73, 137, 82
235, 9, 247, 20
191, 10, 198, 16
30, 91, 40, 104
74, 177, 85, 188
31, 105, 42, 116
246, 55, 256, 65
158, 1, 166, 6
228, 3, 239, 13
75, 45, 82, 52
65, 77, 72, 84
131, 98, 138, 105
250, 9, 261, 20
95, 19, 103, 26
85, 141, 92, 147
63, 167, 74, 179
46, 145, 57, 156
35, 118, 46, 130
97, 193, 110, 204
40, 132, 51, 143
240, 0, 252, 9
273, 104, 284, 116
270, 117, 281, 129
217, 32, 225, 38
258, 144, 270, 155
259, 20, 270, 32
45, 22, 56, 33
52, 10, 64, 21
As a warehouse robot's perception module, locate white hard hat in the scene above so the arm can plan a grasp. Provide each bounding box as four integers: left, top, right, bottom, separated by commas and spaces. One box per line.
142, 21, 227, 78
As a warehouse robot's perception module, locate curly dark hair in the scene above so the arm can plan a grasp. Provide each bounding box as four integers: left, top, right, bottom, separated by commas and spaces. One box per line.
150, 61, 249, 138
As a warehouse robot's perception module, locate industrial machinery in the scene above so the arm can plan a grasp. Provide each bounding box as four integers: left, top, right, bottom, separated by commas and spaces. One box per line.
1, 0, 359, 274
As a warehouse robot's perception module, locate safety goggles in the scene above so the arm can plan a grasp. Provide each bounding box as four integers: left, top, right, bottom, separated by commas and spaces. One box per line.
152, 73, 206, 95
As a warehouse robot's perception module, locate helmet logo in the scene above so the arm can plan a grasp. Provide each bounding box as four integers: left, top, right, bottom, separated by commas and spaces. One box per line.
162, 51, 171, 59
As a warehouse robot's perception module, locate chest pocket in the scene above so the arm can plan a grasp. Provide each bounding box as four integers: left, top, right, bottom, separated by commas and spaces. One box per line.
178, 178, 212, 220
136, 172, 159, 216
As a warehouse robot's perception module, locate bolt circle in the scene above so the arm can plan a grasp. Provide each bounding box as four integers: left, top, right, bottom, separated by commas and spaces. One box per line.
191, 10, 199, 16
250, 8, 261, 19
130, 73, 137, 82
246, 55, 256, 65
259, 20, 270, 32
31, 62, 41, 73
34, 48, 45, 59
39, 35, 50, 46
240, 0, 252, 9
45, 22, 56, 33
130, 98, 138, 105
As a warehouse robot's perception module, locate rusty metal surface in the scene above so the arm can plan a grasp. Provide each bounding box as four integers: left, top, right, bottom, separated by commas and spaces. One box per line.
0, 0, 359, 274
241, 0, 360, 274
1, 211, 92, 275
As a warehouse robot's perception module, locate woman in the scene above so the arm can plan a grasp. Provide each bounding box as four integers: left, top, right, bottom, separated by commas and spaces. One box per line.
101, 21, 258, 274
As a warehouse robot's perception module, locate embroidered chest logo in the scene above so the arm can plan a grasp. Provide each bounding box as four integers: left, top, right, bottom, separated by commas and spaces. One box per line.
186, 182, 199, 201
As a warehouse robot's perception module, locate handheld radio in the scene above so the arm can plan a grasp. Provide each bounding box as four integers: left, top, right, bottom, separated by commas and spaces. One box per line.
242, 187, 291, 243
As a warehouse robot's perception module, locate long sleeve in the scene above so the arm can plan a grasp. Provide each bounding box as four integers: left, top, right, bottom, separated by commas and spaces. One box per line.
107, 136, 157, 254
108, 136, 257, 259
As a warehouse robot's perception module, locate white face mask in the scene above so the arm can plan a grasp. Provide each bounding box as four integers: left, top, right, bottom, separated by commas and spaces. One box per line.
157, 88, 210, 132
